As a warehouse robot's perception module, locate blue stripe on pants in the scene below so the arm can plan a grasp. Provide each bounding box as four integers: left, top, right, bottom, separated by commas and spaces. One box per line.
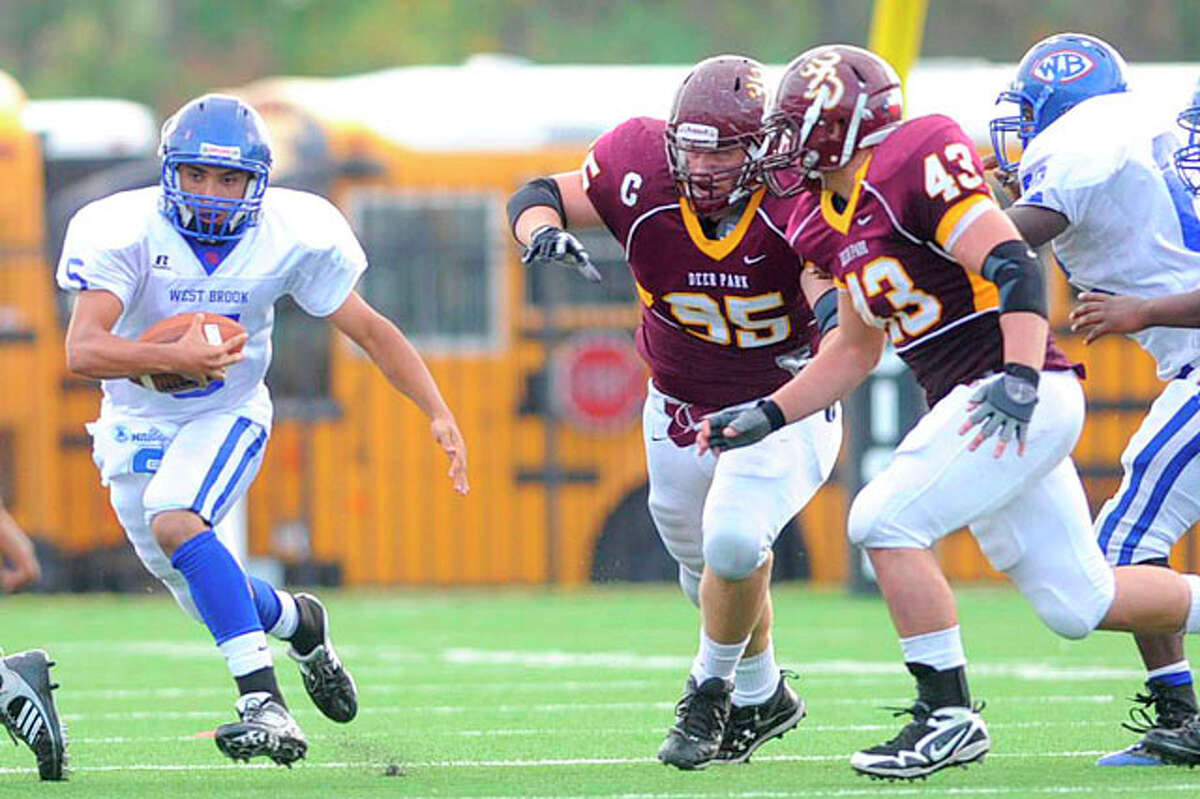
1097, 396, 1200, 555
1118, 429, 1200, 564
209, 428, 267, 523
190, 417, 252, 520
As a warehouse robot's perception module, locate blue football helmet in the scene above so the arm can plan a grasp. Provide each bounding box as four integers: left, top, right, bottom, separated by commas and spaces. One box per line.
1175, 77, 1200, 194
990, 33, 1128, 178
159, 94, 273, 242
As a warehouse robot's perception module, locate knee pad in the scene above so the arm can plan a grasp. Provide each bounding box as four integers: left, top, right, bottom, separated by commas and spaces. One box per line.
1025, 579, 1113, 640
701, 515, 767, 581
678, 565, 701, 608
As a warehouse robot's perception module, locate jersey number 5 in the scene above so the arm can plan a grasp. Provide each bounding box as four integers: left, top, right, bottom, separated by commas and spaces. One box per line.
661, 292, 790, 348
924, 143, 984, 203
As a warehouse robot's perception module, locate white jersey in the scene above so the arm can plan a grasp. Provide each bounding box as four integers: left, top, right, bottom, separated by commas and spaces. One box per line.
56, 186, 367, 426
1016, 91, 1200, 380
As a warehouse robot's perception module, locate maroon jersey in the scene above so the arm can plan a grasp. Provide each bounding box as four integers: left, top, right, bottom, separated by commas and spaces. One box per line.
785, 114, 1079, 405
584, 117, 817, 406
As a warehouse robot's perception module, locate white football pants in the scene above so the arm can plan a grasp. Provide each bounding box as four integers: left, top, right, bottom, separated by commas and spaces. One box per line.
642, 381, 842, 605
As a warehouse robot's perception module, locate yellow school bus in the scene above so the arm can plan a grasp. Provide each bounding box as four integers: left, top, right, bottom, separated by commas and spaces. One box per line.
2, 59, 1197, 589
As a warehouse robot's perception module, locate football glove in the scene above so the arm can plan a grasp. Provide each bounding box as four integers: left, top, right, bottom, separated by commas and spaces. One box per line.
522, 225, 602, 282
960, 364, 1039, 455
704, 399, 786, 452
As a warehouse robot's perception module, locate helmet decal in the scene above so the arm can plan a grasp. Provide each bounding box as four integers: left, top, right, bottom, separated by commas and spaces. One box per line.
798, 50, 846, 109
1031, 49, 1097, 84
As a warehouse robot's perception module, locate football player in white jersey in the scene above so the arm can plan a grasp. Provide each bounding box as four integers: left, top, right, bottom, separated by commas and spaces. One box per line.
56, 94, 469, 765
992, 33, 1200, 766
0, 491, 67, 780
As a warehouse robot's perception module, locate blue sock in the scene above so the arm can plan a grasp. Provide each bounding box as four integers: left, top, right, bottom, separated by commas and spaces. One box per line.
248, 575, 282, 631
170, 530, 262, 644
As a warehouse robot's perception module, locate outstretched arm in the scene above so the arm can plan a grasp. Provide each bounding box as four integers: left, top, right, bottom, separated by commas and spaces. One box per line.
328, 291, 469, 495
697, 291, 885, 454
508, 171, 606, 282
1070, 289, 1200, 342
0, 502, 39, 591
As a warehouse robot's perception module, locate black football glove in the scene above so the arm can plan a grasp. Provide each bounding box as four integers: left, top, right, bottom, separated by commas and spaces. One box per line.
521, 225, 602, 282
705, 399, 786, 452
960, 364, 1039, 456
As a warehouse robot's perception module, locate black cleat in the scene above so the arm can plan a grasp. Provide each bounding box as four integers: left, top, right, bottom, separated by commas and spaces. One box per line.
656, 676, 732, 770
1143, 711, 1200, 767
214, 692, 307, 766
850, 700, 990, 780
0, 650, 67, 781
1098, 682, 1196, 767
716, 669, 806, 765
287, 593, 358, 723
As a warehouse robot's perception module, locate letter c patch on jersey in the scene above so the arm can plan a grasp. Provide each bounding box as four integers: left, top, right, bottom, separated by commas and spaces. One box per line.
620, 172, 643, 207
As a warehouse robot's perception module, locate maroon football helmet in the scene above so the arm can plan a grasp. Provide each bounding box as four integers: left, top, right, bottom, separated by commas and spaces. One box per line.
761, 44, 903, 196
665, 54, 768, 215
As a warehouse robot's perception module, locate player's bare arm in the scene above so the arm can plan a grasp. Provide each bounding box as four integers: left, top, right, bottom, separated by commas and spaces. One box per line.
697, 292, 883, 454
508, 171, 604, 281
65, 290, 246, 383
1005, 204, 1069, 249
949, 205, 1048, 456
0, 502, 40, 591
327, 291, 469, 495
1070, 289, 1200, 343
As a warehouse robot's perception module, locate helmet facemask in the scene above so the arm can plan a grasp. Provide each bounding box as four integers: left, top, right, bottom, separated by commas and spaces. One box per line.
666, 121, 765, 216
161, 156, 269, 242
1177, 106, 1200, 195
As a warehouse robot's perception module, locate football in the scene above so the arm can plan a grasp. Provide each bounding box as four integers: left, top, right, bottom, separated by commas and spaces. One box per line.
130, 312, 247, 393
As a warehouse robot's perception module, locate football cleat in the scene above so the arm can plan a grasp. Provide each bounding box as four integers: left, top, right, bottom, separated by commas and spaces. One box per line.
1097, 683, 1196, 766
656, 676, 733, 770
214, 692, 307, 766
1142, 712, 1200, 767
716, 669, 806, 764
851, 701, 990, 780
0, 650, 67, 781
287, 593, 358, 723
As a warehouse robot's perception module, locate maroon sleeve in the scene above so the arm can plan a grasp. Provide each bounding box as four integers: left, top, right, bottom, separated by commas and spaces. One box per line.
873, 115, 994, 247
582, 117, 675, 245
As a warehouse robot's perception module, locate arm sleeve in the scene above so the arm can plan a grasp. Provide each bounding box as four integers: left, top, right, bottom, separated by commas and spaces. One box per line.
287, 201, 369, 317
55, 209, 143, 308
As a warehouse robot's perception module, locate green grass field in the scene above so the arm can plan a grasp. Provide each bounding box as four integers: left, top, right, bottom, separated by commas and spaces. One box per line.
2, 585, 1199, 797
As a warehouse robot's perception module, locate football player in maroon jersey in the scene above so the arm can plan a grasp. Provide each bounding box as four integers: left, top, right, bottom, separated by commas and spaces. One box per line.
508, 55, 843, 769
698, 44, 1200, 778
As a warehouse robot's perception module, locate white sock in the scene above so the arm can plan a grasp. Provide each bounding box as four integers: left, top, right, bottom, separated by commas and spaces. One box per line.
1184, 575, 1200, 635
732, 641, 780, 707
691, 628, 749, 684
899, 625, 967, 671
269, 591, 300, 639
218, 630, 273, 678
1147, 659, 1192, 682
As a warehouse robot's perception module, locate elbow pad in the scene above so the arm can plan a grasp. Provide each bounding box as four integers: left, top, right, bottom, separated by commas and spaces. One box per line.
507, 177, 567, 237
981, 240, 1047, 318
812, 288, 839, 335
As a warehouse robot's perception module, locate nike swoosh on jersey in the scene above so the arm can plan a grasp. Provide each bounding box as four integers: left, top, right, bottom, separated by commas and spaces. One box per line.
856, 214, 873, 225
743, 254, 767, 265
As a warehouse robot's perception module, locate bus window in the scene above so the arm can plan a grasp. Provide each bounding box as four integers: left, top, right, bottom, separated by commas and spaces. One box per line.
524, 227, 635, 307
350, 191, 503, 352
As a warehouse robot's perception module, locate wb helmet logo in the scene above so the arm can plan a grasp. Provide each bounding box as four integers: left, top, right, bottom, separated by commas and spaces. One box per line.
1031, 50, 1096, 84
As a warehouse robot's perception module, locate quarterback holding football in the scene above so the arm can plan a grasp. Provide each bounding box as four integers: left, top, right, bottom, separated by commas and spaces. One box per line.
57, 94, 469, 765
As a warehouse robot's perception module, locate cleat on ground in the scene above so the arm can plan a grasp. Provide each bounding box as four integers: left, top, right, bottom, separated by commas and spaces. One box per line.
656, 676, 732, 770
214, 691, 307, 766
716, 669, 806, 765
850, 700, 989, 780
1098, 683, 1195, 767
288, 593, 358, 723
1143, 712, 1200, 767
0, 650, 68, 781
